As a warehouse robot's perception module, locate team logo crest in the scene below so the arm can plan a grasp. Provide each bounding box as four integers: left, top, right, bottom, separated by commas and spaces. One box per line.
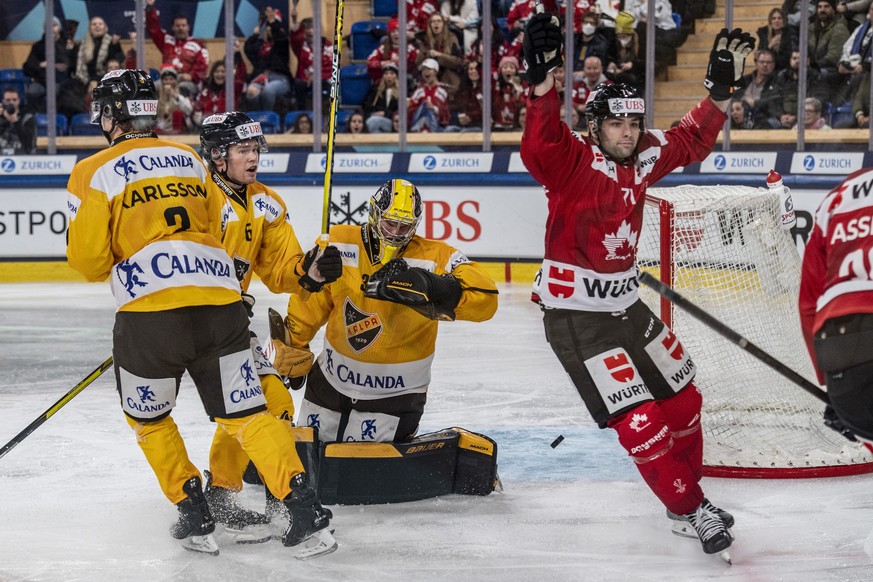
602, 220, 638, 261
604, 352, 635, 382
114, 156, 138, 182
233, 256, 250, 282
343, 297, 383, 353
629, 413, 649, 432
115, 259, 147, 298
360, 419, 377, 440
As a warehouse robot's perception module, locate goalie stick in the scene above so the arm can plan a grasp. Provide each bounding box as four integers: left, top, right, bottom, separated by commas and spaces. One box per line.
0, 356, 113, 460
638, 271, 828, 405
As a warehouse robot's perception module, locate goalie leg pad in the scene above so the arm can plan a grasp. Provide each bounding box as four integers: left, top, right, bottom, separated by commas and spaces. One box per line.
316, 428, 499, 505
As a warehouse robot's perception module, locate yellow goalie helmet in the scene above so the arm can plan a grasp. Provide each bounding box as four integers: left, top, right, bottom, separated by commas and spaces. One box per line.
368, 179, 423, 263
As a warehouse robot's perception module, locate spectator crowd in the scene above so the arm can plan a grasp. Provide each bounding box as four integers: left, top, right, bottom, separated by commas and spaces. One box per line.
3, 0, 872, 147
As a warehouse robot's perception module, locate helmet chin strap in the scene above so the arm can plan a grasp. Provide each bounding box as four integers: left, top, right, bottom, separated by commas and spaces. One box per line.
101, 117, 118, 144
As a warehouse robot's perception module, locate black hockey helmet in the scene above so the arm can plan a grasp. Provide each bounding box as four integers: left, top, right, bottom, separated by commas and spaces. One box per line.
90, 69, 158, 125
199, 111, 268, 164
584, 82, 646, 134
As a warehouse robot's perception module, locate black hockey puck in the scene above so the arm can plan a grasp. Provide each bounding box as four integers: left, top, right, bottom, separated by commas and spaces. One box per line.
550, 435, 564, 448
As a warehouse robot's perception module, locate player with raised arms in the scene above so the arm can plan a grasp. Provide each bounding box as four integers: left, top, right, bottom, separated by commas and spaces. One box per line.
519, 9, 755, 562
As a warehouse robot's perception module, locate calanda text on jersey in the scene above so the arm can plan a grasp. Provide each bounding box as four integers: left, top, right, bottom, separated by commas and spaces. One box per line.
286, 224, 498, 400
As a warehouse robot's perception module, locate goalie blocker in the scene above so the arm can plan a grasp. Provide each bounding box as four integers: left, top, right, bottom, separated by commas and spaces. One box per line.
290, 426, 499, 505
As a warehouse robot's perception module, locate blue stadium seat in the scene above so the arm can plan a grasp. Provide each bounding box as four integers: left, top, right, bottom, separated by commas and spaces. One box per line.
35, 113, 68, 137
0, 69, 30, 105
352, 21, 387, 61
337, 109, 354, 132
830, 102, 855, 128
340, 65, 372, 107
246, 110, 281, 134
284, 110, 313, 132
496, 17, 510, 41
372, 0, 396, 18
70, 112, 103, 136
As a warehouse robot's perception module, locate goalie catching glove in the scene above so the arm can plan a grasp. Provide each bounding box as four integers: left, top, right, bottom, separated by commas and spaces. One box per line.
296, 244, 343, 293
265, 307, 313, 389
364, 258, 463, 321
704, 28, 755, 101
522, 10, 563, 85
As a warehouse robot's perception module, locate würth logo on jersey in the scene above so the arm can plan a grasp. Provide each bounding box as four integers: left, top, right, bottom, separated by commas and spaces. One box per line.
547, 265, 575, 298
343, 297, 383, 352
604, 352, 635, 382
603, 220, 638, 260
661, 330, 684, 360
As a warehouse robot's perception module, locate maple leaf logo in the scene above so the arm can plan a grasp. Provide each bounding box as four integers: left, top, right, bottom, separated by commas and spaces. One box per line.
603, 220, 638, 260
629, 413, 650, 432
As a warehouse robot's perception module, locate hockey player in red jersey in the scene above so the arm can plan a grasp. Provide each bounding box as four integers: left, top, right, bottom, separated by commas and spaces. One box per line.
800, 168, 873, 446
520, 9, 755, 560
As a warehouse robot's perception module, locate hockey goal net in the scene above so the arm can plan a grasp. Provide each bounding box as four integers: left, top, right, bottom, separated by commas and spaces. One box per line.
639, 185, 873, 478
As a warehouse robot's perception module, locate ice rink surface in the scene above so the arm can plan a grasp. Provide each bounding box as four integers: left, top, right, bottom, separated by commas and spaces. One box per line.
1, 281, 873, 581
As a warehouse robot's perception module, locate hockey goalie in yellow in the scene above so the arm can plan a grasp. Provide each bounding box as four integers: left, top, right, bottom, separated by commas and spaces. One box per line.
270, 179, 499, 443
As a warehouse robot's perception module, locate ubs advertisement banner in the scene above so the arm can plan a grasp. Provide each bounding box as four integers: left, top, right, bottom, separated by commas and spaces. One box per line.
0, 186, 549, 260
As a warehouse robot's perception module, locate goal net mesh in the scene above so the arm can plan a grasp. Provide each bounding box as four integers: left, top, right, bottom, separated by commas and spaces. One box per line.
639, 185, 873, 477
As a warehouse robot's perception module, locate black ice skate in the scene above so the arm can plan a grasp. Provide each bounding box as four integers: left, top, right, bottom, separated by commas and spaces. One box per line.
667, 497, 734, 540
203, 470, 272, 544
673, 502, 733, 563
282, 472, 337, 559
170, 476, 220, 556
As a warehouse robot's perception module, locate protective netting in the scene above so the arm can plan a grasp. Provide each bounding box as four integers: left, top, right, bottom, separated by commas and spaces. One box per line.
639, 185, 873, 477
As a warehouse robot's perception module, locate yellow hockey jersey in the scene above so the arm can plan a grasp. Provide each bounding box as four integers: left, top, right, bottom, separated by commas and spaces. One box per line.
66, 134, 240, 312
286, 224, 498, 400
209, 172, 306, 294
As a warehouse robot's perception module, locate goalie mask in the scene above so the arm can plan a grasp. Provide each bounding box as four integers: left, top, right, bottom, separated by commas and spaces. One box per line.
199, 111, 268, 166
585, 82, 646, 138
90, 69, 158, 141
368, 179, 423, 263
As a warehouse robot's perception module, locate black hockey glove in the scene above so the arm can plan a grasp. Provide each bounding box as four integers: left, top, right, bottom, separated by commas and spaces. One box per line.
364, 258, 463, 321
297, 244, 343, 293
704, 28, 755, 101
241, 292, 256, 319
823, 404, 858, 442
522, 11, 563, 85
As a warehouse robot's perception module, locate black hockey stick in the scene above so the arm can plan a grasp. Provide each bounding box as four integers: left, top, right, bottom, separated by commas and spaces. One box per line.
638, 271, 829, 404
0, 356, 113, 460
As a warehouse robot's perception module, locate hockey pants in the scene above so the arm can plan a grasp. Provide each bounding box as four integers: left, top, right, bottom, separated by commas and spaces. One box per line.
208, 374, 297, 491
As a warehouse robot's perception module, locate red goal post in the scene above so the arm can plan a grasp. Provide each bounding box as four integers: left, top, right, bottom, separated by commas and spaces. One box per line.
639, 185, 873, 478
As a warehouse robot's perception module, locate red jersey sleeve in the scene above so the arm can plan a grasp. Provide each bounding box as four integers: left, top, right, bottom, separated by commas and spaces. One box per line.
799, 221, 828, 383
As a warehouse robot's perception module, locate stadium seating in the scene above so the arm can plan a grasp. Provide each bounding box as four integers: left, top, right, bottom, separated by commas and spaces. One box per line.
35, 113, 68, 136
70, 112, 103, 136
830, 102, 855, 128
372, 0, 396, 18
337, 109, 354, 132
0, 69, 29, 105
340, 64, 371, 107
351, 21, 387, 61
246, 110, 281, 134
284, 110, 313, 132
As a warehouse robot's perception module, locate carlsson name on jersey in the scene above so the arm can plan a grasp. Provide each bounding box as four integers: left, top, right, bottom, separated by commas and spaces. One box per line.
343, 297, 382, 353
121, 181, 207, 208
324, 348, 407, 390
